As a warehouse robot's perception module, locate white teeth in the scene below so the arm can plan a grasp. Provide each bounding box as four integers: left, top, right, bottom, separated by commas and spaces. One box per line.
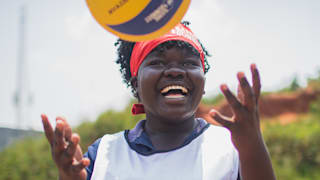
165, 94, 185, 99
160, 85, 188, 94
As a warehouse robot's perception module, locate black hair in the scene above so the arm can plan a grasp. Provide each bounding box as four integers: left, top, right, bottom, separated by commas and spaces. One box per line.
114, 21, 211, 95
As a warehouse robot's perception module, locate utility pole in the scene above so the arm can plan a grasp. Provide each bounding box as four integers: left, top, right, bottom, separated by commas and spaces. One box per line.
14, 5, 32, 130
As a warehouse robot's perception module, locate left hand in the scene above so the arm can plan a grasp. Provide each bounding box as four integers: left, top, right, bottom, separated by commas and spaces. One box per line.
41, 115, 89, 180
206, 64, 262, 149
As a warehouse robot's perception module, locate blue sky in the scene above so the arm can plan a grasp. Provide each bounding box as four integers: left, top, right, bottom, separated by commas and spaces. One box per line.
1, 0, 319, 130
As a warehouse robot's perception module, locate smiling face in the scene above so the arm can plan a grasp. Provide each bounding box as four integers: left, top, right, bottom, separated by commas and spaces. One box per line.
134, 44, 205, 123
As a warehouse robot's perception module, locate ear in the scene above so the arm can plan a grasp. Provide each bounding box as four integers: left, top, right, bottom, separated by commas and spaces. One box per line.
130, 76, 138, 90
203, 76, 206, 95
130, 76, 140, 100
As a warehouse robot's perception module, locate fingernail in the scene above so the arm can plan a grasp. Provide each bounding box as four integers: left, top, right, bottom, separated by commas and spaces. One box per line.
209, 109, 216, 116
237, 72, 245, 79
220, 84, 228, 91
56, 116, 66, 121
71, 135, 79, 144
56, 120, 64, 127
83, 158, 90, 166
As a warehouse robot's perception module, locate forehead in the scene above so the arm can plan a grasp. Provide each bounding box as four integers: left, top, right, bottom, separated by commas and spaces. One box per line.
146, 47, 196, 60
147, 40, 200, 58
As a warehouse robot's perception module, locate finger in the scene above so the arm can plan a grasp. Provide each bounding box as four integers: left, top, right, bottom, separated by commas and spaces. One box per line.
209, 109, 234, 129
74, 144, 84, 161
237, 84, 245, 104
41, 114, 54, 146
251, 64, 261, 102
55, 120, 66, 151
57, 116, 72, 142
65, 134, 80, 159
237, 72, 255, 111
71, 158, 90, 173
220, 84, 243, 114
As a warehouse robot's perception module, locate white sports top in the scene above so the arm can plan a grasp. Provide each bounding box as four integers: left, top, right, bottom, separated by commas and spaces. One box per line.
91, 125, 239, 180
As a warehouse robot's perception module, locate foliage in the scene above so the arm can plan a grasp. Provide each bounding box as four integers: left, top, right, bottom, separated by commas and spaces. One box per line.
0, 100, 144, 180
289, 76, 300, 91
307, 70, 320, 91
75, 100, 144, 151
0, 137, 58, 180
201, 94, 224, 105
308, 70, 320, 116
263, 115, 320, 180
310, 97, 320, 117
262, 93, 320, 180
278, 76, 301, 93
1, 74, 320, 179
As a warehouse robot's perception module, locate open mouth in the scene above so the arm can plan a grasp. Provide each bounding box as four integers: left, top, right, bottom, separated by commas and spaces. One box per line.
160, 85, 188, 99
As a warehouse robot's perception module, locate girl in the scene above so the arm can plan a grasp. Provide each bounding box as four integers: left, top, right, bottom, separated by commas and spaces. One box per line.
41, 22, 275, 180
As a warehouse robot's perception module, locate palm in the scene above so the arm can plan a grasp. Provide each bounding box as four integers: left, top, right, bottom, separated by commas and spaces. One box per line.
207, 64, 262, 149
41, 114, 89, 180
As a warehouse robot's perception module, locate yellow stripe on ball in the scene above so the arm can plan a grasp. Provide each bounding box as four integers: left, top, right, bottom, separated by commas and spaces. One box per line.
86, 0, 150, 25
105, 0, 191, 41
87, 0, 191, 41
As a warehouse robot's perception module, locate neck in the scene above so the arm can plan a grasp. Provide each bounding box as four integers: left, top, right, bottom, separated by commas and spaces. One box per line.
144, 114, 197, 150
145, 114, 196, 135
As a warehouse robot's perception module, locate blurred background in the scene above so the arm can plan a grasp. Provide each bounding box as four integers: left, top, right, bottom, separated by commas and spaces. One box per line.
1, 0, 320, 179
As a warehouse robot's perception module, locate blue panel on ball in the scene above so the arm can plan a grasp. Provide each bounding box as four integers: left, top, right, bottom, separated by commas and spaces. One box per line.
108, 0, 182, 35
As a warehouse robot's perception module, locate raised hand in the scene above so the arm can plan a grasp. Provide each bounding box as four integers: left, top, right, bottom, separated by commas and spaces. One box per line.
207, 64, 276, 180
207, 64, 262, 148
41, 114, 89, 180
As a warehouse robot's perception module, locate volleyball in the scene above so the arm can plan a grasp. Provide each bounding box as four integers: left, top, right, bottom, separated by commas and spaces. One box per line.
86, 0, 191, 42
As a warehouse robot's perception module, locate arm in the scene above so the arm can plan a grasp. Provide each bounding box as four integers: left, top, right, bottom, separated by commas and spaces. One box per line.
207, 64, 276, 180
41, 114, 90, 180
83, 138, 101, 180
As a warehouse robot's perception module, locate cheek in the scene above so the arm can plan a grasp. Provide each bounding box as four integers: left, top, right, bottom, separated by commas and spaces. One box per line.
137, 68, 162, 98
189, 70, 205, 90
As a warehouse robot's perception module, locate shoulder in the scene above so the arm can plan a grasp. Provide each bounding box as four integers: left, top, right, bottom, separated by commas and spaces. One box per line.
86, 131, 124, 156
99, 131, 125, 145
84, 131, 125, 180
205, 124, 232, 138
201, 125, 236, 152
201, 125, 240, 178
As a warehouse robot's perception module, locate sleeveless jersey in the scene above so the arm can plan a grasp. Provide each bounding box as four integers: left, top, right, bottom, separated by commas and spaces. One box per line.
91, 125, 239, 180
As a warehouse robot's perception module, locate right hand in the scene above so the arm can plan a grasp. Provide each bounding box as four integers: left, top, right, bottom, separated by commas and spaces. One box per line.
41, 114, 90, 180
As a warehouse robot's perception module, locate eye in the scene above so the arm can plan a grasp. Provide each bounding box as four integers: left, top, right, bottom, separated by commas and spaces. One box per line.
149, 60, 165, 66
183, 60, 200, 67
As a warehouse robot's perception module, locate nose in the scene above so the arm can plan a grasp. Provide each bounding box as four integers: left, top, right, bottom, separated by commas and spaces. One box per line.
163, 66, 186, 79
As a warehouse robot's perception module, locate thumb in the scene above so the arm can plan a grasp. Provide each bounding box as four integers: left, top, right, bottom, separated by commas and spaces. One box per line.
208, 109, 234, 129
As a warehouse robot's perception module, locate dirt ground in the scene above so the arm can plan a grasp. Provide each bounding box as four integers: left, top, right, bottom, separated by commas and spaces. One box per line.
196, 87, 320, 125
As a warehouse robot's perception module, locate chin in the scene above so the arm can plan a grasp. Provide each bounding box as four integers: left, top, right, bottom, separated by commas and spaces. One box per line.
159, 108, 196, 123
